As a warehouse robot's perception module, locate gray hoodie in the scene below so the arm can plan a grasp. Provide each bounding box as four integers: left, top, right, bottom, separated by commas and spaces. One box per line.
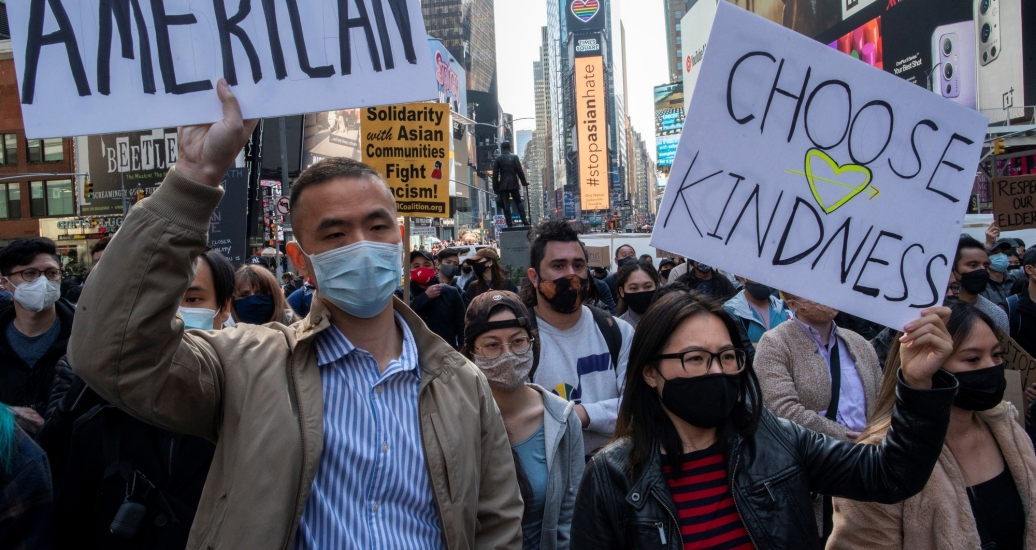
527, 384, 585, 550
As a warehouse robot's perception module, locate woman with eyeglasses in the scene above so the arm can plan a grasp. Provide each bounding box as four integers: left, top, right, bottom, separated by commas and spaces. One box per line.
463, 291, 584, 550
571, 289, 962, 550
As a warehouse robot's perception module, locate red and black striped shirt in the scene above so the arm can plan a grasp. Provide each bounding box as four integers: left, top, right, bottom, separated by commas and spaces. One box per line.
662, 444, 754, 550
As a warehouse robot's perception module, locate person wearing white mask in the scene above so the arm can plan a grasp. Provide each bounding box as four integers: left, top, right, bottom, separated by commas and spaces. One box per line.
462, 290, 584, 550
69, 81, 523, 550
0, 237, 71, 437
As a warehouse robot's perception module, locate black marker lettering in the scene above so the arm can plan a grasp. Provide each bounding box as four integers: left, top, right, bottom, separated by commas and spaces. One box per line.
151, 0, 213, 94
22, 0, 91, 104
886, 243, 924, 302
804, 80, 851, 150
97, 0, 156, 95
726, 51, 775, 125
889, 120, 937, 179
910, 254, 947, 309
848, 100, 894, 166
707, 173, 745, 240
661, 151, 722, 239
284, 0, 334, 77
383, 0, 419, 66
810, 217, 873, 283
925, 133, 974, 203
337, 0, 382, 74
725, 186, 784, 258
773, 197, 824, 265
852, 230, 903, 298
213, 0, 263, 85
259, 0, 287, 79
759, 59, 811, 142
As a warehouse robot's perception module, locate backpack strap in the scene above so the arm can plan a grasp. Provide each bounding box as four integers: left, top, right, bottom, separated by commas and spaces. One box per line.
1008, 294, 1021, 337
588, 305, 622, 370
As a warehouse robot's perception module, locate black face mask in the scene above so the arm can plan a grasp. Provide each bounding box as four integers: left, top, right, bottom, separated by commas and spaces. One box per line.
439, 264, 459, 280
473, 261, 489, 277
623, 290, 656, 315
959, 269, 990, 295
462, 266, 473, 275
1008, 265, 1022, 271
537, 274, 590, 314
659, 269, 672, 281
744, 282, 773, 302
659, 372, 740, 428
953, 365, 1006, 411
617, 257, 636, 268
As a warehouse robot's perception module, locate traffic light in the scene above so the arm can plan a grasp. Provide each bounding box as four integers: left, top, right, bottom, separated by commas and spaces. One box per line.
84, 178, 93, 199
993, 138, 1006, 155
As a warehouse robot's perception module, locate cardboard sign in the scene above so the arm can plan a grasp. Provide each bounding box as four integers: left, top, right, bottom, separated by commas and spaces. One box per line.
651, 3, 987, 331
361, 103, 450, 217
8, 0, 437, 138
997, 326, 1036, 411
992, 175, 1036, 230
586, 246, 610, 268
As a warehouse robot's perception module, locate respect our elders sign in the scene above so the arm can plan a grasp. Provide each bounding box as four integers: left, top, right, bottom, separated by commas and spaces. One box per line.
651, 3, 987, 330
361, 103, 450, 217
7, 0, 437, 138
992, 175, 1036, 231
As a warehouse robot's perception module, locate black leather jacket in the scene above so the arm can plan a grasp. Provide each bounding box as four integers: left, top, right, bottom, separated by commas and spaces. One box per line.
571, 370, 958, 550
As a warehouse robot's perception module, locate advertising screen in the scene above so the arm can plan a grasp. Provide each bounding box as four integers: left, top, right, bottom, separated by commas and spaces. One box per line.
575, 56, 609, 211
656, 135, 680, 168
566, 0, 607, 33
654, 84, 685, 134
78, 128, 177, 217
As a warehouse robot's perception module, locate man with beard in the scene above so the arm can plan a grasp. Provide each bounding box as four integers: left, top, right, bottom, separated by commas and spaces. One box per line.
524, 221, 634, 458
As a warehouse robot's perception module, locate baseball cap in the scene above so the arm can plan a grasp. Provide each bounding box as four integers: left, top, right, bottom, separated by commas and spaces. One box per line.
436, 247, 462, 261
410, 249, 433, 262
991, 238, 1015, 253
472, 248, 500, 262
463, 290, 539, 371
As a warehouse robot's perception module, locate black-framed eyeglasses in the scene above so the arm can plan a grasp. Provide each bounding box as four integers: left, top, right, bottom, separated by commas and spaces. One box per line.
947, 283, 963, 294
6, 268, 62, 282
652, 348, 747, 377
474, 336, 534, 359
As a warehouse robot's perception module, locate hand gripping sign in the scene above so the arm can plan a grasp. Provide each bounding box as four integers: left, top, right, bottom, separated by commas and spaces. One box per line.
7, 0, 438, 138
651, 2, 987, 330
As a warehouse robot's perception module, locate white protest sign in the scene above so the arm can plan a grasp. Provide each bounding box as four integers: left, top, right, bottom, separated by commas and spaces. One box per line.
652, 2, 987, 331
8, 0, 437, 138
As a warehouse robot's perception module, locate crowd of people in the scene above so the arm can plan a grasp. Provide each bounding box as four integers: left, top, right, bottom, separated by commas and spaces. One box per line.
2, 84, 1036, 550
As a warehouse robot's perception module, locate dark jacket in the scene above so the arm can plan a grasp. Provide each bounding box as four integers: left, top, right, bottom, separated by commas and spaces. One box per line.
38, 369, 104, 492
571, 370, 957, 550
0, 300, 75, 416
1009, 290, 1036, 359
591, 278, 617, 315
0, 425, 54, 550
56, 404, 215, 550
674, 271, 738, 302
492, 152, 528, 192
464, 277, 519, 307
395, 278, 466, 349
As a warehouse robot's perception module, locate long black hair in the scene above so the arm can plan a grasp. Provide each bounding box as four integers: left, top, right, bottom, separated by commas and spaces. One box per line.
614, 287, 763, 478
615, 260, 660, 315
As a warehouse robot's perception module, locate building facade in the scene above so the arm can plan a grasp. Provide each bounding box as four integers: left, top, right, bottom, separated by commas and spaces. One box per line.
664, 0, 692, 83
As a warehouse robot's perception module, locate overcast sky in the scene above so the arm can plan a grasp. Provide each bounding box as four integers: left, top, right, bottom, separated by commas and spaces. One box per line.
493, 0, 670, 162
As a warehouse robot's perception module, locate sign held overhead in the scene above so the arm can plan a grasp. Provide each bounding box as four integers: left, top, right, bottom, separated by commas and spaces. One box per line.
651, 2, 987, 331
8, 0, 438, 138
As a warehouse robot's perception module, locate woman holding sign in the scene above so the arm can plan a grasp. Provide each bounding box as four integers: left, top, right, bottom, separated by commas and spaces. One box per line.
571, 290, 960, 550
828, 302, 1036, 550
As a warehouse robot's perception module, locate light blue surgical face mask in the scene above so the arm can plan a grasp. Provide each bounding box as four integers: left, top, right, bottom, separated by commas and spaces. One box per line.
180, 307, 218, 331
989, 253, 1010, 274
305, 240, 403, 319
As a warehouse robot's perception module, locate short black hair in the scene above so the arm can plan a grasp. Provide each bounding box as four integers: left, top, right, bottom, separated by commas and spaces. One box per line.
199, 249, 236, 309
615, 243, 635, 259
501, 142, 512, 151
954, 234, 987, 273
91, 236, 112, 256
0, 238, 59, 276
436, 248, 460, 261
528, 220, 587, 274
289, 158, 390, 223
1023, 247, 1036, 268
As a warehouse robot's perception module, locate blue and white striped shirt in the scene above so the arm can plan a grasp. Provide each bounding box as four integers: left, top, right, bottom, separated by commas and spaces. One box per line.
294, 313, 444, 550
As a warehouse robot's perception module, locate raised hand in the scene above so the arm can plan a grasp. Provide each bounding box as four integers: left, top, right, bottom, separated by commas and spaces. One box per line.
899, 307, 954, 389
176, 79, 258, 187
985, 222, 1000, 249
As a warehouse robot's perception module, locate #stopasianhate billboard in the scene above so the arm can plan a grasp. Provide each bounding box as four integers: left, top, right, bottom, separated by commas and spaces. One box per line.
576, 56, 608, 211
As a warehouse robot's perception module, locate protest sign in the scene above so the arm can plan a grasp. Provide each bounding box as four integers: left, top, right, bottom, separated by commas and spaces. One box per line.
361, 103, 450, 217
651, 3, 987, 331
8, 0, 437, 138
997, 326, 1036, 411
992, 175, 1036, 231
586, 246, 610, 268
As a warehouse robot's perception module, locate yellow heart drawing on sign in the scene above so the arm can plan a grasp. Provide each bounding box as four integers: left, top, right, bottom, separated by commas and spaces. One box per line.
803, 148, 874, 214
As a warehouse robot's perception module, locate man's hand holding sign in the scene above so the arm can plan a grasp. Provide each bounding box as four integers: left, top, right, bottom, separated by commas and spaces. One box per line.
651, 2, 987, 335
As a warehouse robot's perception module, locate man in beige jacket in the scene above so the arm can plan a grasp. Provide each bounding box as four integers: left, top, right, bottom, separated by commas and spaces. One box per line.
69, 80, 523, 550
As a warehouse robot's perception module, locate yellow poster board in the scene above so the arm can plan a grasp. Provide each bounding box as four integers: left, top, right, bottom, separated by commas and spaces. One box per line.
361, 103, 451, 218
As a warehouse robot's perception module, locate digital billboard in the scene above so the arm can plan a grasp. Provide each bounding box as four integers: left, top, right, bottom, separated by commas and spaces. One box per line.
575, 56, 609, 211
656, 135, 680, 169
654, 84, 685, 135
566, 0, 606, 33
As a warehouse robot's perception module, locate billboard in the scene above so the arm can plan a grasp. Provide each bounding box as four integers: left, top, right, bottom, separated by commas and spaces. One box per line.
575, 56, 609, 211
77, 128, 177, 217
566, 0, 606, 33
681, 0, 720, 113
574, 33, 603, 58
208, 168, 249, 266
430, 39, 468, 116
654, 84, 685, 134
302, 110, 362, 169
656, 135, 680, 168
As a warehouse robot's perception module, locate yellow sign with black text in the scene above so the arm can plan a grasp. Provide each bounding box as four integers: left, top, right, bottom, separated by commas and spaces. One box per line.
362, 103, 450, 217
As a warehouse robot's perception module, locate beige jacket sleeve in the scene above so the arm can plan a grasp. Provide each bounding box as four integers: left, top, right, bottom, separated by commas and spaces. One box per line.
475, 371, 524, 549
753, 329, 847, 438
826, 496, 903, 549
70, 169, 227, 442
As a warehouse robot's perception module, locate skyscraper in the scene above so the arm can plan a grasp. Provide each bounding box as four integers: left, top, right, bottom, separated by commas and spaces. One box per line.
664, 0, 691, 82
